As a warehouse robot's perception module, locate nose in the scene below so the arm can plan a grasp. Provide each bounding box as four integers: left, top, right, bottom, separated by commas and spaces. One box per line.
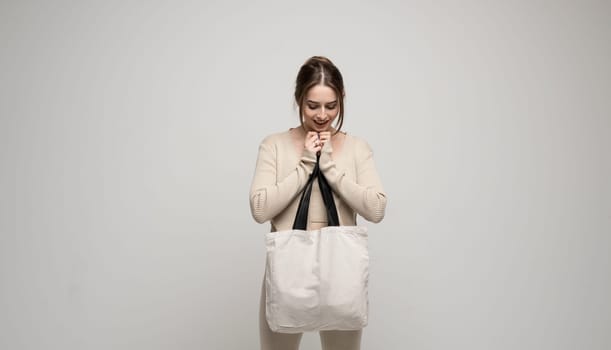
317, 107, 327, 119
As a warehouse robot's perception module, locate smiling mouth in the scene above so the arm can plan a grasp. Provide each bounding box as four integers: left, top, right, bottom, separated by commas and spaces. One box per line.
314, 120, 328, 125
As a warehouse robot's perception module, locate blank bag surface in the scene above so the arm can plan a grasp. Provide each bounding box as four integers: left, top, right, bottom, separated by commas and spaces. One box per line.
263, 156, 370, 333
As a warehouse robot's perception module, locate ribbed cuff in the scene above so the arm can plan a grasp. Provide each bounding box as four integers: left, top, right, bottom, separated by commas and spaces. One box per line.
300, 148, 317, 173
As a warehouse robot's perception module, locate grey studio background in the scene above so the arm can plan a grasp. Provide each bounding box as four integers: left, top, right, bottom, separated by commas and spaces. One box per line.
1, 1, 610, 349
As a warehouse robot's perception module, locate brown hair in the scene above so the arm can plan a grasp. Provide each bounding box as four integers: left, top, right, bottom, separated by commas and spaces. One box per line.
294, 56, 345, 134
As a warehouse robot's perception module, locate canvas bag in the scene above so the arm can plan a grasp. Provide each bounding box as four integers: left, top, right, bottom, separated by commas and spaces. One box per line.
264, 156, 369, 333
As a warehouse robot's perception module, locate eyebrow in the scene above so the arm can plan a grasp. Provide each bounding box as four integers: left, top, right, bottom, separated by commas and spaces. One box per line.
306, 100, 338, 104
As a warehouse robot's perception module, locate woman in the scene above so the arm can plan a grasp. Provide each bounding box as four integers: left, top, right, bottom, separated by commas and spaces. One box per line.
249, 56, 387, 350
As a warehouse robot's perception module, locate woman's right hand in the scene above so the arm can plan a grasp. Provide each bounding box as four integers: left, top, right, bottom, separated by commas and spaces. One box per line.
304, 131, 322, 154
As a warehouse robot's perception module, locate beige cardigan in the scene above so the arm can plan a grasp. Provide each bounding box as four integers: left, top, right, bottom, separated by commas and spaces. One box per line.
249, 129, 387, 231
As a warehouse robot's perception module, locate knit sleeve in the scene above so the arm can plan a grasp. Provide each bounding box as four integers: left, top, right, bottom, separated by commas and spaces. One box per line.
318, 137, 387, 223
249, 135, 317, 224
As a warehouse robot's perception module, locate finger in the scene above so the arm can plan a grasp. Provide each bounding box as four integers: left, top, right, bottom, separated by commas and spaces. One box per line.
305, 135, 317, 146
306, 137, 321, 151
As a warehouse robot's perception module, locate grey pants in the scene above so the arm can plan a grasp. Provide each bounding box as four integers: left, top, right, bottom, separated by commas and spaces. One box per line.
259, 280, 362, 350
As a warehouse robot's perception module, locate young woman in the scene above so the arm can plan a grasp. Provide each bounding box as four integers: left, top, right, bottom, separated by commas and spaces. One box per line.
249, 56, 387, 350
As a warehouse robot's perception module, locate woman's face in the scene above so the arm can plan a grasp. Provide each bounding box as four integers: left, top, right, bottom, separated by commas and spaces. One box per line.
302, 84, 339, 132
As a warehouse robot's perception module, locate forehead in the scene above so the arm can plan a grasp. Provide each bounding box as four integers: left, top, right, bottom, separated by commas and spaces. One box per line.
305, 84, 337, 103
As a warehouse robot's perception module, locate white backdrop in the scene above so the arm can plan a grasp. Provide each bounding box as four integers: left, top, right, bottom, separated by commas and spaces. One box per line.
1, 1, 610, 349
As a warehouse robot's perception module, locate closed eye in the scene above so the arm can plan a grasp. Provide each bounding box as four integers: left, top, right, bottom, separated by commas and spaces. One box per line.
306, 99, 337, 109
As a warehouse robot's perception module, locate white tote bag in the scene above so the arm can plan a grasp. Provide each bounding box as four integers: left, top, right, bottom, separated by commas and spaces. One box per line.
264, 159, 369, 333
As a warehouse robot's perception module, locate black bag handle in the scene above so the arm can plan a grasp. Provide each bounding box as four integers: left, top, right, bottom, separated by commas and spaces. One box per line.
292, 155, 340, 230
317, 163, 340, 226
